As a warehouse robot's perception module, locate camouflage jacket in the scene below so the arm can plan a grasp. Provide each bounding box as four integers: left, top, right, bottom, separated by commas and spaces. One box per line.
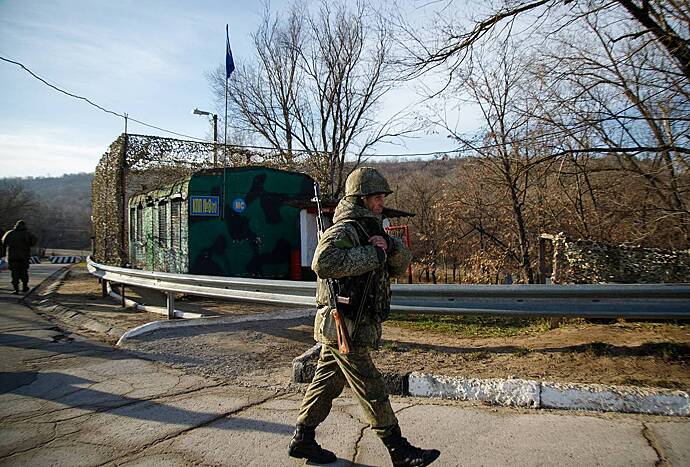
2, 221, 37, 268
312, 197, 412, 350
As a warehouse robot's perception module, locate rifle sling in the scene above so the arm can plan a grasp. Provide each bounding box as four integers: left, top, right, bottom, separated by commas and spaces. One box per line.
341, 219, 379, 340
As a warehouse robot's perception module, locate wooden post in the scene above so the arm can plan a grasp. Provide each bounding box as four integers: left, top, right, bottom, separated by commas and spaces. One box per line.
538, 237, 547, 284
540, 234, 560, 328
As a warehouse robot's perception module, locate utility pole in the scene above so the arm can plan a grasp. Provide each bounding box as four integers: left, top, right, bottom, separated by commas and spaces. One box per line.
192, 108, 219, 166
212, 113, 218, 166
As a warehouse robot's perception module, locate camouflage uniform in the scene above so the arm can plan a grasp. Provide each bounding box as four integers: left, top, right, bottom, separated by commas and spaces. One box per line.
296, 184, 411, 439
290, 168, 439, 466
2, 220, 37, 293
297, 169, 411, 437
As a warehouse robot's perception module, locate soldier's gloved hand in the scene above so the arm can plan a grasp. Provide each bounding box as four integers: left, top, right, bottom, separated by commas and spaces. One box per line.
369, 235, 388, 250
369, 236, 388, 263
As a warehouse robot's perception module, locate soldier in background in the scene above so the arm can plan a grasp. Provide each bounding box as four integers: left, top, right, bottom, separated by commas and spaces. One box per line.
2, 220, 37, 294
288, 168, 440, 466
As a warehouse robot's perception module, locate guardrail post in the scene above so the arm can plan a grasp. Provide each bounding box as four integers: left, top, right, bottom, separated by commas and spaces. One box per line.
538, 237, 547, 284
166, 292, 175, 319
121, 285, 126, 307
101, 279, 107, 298
549, 317, 561, 329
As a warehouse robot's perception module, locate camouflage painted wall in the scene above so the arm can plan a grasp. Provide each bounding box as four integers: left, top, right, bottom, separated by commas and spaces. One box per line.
550, 233, 690, 284
188, 167, 313, 278
128, 167, 314, 279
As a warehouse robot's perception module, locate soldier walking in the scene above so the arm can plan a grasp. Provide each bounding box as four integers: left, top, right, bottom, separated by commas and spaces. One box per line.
288, 168, 440, 466
2, 220, 37, 294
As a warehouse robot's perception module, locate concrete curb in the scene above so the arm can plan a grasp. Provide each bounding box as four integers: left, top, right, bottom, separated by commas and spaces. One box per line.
116, 307, 315, 345
24, 266, 315, 346
540, 381, 690, 416
290, 343, 409, 395
291, 349, 690, 417
24, 266, 130, 340
409, 373, 540, 408
291, 343, 322, 384
408, 373, 689, 417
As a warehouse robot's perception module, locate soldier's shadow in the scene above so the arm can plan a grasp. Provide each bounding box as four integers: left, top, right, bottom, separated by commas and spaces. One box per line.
306, 460, 377, 467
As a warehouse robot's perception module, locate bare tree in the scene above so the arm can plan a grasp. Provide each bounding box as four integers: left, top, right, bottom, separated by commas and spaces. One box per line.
442, 39, 551, 282
403, 171, 444, 282
522, 6, 690, 246
0, 181, 39, 231
210, 0, 414, 196
404, 1, 689, 84
398, 0, 689, 249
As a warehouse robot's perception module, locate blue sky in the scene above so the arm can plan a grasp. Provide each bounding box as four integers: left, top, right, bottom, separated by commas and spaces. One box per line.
0, 0, 472, 178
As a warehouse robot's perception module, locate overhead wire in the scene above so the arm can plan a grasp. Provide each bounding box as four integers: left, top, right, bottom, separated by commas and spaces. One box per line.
2, 54, 686, 159
0, 55, 206, 142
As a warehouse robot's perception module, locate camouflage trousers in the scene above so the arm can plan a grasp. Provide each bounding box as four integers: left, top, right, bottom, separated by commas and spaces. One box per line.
10, 266, 28, 290
296, 344, 398, 438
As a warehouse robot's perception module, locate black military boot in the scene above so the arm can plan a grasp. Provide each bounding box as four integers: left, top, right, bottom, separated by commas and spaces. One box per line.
288, 423, 337, 464
381, 425, 440, 467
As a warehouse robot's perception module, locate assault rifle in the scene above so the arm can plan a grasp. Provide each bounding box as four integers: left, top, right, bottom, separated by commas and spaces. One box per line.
313, 183, 353, 354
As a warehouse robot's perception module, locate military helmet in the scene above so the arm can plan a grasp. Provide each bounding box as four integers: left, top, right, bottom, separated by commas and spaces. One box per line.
344, 167, 392, 197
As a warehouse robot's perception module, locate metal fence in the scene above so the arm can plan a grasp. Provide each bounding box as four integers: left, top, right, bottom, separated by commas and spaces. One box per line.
86, 257, 690, 320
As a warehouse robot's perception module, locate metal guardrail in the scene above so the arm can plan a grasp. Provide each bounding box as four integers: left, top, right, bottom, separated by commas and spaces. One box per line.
87, 257, 690, 319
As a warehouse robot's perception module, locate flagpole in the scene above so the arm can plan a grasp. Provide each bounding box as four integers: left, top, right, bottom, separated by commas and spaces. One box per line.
222, 60, 227, 220
222, 24, 232, 221
224, 71, 228, 166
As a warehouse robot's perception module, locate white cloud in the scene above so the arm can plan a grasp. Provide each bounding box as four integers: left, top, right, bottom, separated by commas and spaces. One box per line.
0, 134, 102, 177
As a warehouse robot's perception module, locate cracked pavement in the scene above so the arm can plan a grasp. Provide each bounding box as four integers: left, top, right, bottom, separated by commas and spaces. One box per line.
1, 267, 690, 465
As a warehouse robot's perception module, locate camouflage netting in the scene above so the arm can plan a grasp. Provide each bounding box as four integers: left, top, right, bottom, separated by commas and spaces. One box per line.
550, 233, 690, 284
92, 133, 269, 266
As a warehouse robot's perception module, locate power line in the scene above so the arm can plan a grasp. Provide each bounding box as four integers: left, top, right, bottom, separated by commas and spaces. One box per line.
3, 54, 686, 159
0, 54, 499, 157
213, 79, 686, 157
1, 55, 125, 119
126, 117, 204, 141
0, 55, 205, 142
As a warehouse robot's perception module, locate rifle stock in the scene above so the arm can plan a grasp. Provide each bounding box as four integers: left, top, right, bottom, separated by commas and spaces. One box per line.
331, 307, 352, 354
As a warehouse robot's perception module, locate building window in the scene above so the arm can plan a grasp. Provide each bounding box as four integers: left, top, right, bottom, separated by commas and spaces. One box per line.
171, 199, 181, 250
136, 206, 144, 243
158, 202, 168, 248
129, 208, 136, 242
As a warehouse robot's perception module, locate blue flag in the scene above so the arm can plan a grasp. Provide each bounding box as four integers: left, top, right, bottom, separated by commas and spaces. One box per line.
226, 25, 235, 79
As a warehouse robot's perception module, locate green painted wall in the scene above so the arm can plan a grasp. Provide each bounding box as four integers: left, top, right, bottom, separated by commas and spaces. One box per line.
129, 179, 189, 274
188, 167, 313, 278
129, 167, 314, 279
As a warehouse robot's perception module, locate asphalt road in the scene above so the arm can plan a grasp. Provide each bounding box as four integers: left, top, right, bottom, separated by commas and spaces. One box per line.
0, 268, 689, 466
0, 262, 64, 295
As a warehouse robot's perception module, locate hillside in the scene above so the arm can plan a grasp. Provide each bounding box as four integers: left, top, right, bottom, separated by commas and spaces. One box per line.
0, 173, 93, 249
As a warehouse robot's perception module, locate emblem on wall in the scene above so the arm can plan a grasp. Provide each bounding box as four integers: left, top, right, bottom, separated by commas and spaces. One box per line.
232, 198, 247, 213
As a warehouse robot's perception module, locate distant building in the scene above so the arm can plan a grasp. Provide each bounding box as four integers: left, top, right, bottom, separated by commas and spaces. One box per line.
128, 166, 319, 280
